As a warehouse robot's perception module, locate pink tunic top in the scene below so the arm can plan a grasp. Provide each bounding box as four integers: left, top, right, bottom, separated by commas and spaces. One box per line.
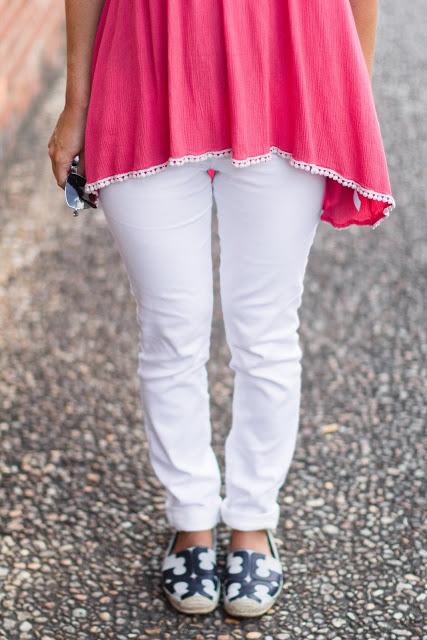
84, 0, 396, 229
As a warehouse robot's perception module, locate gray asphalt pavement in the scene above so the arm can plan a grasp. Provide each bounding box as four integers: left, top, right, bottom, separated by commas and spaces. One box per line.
0, 2, 426, 639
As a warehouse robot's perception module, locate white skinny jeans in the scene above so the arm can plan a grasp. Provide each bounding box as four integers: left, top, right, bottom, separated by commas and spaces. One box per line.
98, 155, 326, 532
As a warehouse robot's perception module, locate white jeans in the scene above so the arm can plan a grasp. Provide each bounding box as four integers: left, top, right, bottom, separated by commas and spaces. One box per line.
99, 155, 326, 532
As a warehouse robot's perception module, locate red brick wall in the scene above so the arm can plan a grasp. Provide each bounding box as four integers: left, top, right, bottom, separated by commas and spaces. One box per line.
0, 0, 65, 158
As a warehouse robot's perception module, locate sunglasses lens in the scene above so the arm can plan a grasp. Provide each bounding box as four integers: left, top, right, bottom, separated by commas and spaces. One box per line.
64, 170, 96, 212
65, 181, 85, 210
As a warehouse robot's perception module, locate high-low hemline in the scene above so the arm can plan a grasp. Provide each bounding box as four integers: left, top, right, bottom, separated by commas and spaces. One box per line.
85, 146, 396, 231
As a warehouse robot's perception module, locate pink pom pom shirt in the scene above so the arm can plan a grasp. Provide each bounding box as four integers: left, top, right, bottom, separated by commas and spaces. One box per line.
83, 0, 396, 229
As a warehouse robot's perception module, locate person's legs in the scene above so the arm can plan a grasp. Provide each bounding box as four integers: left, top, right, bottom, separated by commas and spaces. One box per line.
98, 161, 222, 533
212, 155, 327, 538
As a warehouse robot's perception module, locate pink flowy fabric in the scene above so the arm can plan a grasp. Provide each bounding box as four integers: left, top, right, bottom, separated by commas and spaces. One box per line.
84, 0, 396, 229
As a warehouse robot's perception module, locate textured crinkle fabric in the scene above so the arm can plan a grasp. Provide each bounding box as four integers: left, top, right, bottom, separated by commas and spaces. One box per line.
84, 0, 395, 229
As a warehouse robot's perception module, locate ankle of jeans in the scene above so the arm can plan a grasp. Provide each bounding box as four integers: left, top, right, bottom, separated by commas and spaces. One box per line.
165, 499, 222, 531
220, 499, 280, 532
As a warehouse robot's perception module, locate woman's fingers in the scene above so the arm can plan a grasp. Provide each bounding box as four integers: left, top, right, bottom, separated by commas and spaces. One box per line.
47, 105, 88, 189
48, 146, 73, 189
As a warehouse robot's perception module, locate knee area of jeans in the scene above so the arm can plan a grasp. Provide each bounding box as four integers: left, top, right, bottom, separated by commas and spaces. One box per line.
226, 320, 303, 366
227, 345, 303, 379
222, 301, 302, 340
145, 303, 211, 335
136, 305, 213, 362
231, 332, 302, 371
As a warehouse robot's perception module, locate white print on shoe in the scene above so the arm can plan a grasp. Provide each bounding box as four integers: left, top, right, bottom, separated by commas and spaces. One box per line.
228, 555, 244, 573
198, 549, 215, 570
163, 555, 186, 575
201, 578, 217, 598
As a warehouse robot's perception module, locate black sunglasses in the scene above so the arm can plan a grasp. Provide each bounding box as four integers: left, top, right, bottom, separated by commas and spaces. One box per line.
64, 155, 97, 216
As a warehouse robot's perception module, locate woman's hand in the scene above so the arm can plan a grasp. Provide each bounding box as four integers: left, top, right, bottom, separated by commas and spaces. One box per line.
48, 104, 87, 189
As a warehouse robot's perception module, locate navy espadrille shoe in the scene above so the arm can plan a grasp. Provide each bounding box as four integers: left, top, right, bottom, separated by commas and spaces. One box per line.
222, 529, 284, 617
161, 530, 220, 614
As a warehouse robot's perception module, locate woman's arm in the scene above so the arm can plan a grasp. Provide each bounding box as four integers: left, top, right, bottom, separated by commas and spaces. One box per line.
48, 0, 105, 188
349, 0, 379, 79
64, 0, 106, 110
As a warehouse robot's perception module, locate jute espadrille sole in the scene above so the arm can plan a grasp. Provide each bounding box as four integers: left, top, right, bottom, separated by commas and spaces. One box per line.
163, 588, 220, 614
223, 580, 283, 617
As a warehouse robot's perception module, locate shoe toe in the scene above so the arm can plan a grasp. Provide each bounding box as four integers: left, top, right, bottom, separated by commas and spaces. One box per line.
164, 591, 219, 614
223, 593, 278, 617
